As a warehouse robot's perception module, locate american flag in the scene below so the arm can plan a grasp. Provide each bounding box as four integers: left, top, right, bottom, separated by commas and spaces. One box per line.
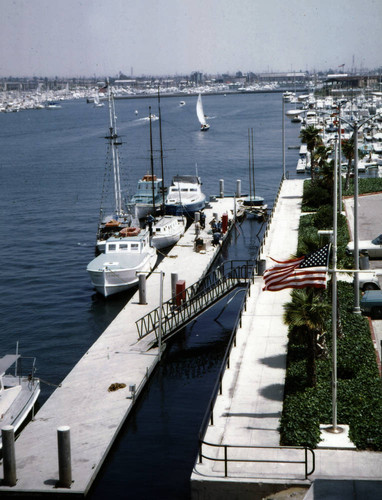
263, 244, 330, 292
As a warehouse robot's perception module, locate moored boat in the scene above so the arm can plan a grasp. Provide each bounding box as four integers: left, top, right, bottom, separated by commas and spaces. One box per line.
0, 349, 40, 448
149, 215, 186, 250
165, 175, 206, 216
87, 228, 157, 297
129, 174, 164, 219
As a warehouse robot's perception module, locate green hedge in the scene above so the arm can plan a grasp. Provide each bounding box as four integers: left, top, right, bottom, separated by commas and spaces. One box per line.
343, 177, 382, 197
280, 182, 382, 450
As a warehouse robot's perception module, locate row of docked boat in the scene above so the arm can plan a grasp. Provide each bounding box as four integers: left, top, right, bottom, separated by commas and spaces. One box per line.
288, 92, 382, 176
87, 87, 207, 297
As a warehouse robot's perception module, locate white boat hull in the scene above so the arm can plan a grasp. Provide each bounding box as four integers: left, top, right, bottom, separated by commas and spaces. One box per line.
150, 216, 186, 249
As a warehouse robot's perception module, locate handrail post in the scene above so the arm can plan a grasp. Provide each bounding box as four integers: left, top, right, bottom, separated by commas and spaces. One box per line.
224, 445, 228, 477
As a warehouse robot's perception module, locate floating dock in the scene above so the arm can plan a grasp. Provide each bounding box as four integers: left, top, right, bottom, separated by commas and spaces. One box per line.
0, 197, 239, 497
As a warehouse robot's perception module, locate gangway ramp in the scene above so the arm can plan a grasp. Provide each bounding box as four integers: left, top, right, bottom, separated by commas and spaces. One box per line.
136, 260, 256, 346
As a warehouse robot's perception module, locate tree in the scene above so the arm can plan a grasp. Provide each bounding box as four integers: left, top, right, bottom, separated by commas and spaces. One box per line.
283, 288, 330, 387
299, 125, 323, 181
341, 137, 354, 191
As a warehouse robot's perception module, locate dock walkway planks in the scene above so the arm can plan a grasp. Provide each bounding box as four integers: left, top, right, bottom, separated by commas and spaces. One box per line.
0, 197, 237, 496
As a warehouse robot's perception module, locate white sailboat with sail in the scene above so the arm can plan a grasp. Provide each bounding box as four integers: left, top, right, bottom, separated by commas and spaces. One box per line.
196, 93, 210, 131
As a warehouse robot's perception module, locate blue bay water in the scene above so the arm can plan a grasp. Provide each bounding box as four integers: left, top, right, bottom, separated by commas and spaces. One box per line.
0, 92, 301, 498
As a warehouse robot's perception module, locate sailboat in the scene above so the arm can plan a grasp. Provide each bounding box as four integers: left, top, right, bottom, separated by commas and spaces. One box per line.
238, 128, 267, 220
93, 92, 104, 108
95, 85, 133, 254
150, 90, 186, 249
196, 93, 210, 131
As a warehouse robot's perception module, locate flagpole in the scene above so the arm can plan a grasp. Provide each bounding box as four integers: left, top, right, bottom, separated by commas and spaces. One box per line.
327, 134, 343, 434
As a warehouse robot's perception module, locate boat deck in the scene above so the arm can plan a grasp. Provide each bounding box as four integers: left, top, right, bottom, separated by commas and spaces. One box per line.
0, 197, 238, 496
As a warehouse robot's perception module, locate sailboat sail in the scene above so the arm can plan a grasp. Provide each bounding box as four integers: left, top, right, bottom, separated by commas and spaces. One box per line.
196, 94, 207, 126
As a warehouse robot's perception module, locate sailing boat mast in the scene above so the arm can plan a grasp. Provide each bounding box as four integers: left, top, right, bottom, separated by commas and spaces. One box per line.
157, 87, 166, 210
251, 128, 255, 200
149, 106, 156, 216
248, 128, 255, 201
106, 83, 122, 217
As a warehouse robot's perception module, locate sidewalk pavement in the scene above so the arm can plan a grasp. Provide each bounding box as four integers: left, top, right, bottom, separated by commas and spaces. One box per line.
191, 179, 382, 500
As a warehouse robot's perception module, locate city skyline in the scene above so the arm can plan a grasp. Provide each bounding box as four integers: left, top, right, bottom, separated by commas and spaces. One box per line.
1, 0, 381, 78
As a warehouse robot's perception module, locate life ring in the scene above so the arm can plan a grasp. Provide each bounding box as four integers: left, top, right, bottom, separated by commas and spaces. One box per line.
120, 227, 141, 237
105, 219, 120, 227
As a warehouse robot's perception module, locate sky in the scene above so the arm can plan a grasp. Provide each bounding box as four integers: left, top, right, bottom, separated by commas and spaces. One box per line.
1, 0, 381, 78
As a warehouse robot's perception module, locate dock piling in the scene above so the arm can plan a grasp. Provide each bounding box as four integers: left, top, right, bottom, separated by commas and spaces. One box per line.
2, 426, 16, 486
236, 179, 241, 197
57, 426, 72, 488
138, 274, 147, 304
171, 273, 178, 300
219, 179, 224, 198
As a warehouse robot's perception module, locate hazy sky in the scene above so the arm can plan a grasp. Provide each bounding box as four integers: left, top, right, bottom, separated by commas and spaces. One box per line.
1, 0, 381, 77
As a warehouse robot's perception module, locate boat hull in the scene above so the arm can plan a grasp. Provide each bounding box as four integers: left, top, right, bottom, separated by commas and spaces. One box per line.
87, 251, 157, 297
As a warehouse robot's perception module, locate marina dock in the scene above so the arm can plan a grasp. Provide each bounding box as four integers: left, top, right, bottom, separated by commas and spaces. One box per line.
0, 197, 239, 497
191, 179, 382, 499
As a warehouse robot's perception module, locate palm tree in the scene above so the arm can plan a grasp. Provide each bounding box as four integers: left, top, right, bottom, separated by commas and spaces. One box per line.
283, 288, 330, 387
341, 137, 354, 191
299, 125, 323, 181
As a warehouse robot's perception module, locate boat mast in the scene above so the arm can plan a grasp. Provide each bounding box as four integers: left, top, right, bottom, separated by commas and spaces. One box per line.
157, 87, 166, 210
248, 129, 252, 200
149, 106, 156, 215
251, 128, 255, 199
106, 83, 122, 217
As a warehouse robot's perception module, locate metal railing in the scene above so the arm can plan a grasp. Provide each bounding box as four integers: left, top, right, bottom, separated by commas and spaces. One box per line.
135, 260, 256, 343
198, 441, 315, 479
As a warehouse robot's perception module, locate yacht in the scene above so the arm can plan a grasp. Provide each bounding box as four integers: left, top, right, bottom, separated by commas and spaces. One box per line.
130, 174, 164, 219
165, 175, 206, 216
87, 228, 157, 297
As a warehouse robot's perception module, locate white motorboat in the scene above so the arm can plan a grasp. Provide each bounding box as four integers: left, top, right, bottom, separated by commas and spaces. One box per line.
196, 94, 210, 131
0, 349, 40, 448
87, 228, 157, 297
165, 175, 206, 216
149, 215, 186, 250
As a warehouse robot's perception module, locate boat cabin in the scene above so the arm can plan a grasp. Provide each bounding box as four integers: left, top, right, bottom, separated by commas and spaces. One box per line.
105, 233, 150, 254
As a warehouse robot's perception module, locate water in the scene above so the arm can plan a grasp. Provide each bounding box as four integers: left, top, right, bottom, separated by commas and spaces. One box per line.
0, 92, 301, 498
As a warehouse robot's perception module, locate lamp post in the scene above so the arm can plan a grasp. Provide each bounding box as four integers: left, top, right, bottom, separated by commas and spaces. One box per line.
282, 96, 286, 179
326, 135, 343, 434
353, 120, 361, 313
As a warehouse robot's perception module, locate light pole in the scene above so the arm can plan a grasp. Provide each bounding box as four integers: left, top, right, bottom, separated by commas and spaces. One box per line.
353, 119, 361, 313
282, 96, 286, 179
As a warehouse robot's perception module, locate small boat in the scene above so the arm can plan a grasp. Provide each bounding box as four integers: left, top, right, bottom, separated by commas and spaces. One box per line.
45, 101, 61, 109
0, 348, 40, 448
135, 110, 138, 115
196, 94, 210, 131
149, 215, 186, 250
93, 93, 104, 108
179, 101, 186, 106
87, 228, 157, 297
165, 174, 206, 216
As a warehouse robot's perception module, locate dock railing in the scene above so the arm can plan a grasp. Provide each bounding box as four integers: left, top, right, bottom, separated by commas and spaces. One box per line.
136, 260, 256, 343
196, 176, 315, 480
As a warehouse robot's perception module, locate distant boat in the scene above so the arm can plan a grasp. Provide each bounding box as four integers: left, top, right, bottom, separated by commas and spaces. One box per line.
179, 101, 186, 106
45, 101, 61, 109
93, 93, 104, 108
87, 229, 157, 297
165, 174, 206, 216
196, 94, 210, 131
0, 347, 40, 448
135, 110, 139, 115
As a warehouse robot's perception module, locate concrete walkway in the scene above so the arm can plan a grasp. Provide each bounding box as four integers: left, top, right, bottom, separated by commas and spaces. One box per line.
191, 179, 382, 499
